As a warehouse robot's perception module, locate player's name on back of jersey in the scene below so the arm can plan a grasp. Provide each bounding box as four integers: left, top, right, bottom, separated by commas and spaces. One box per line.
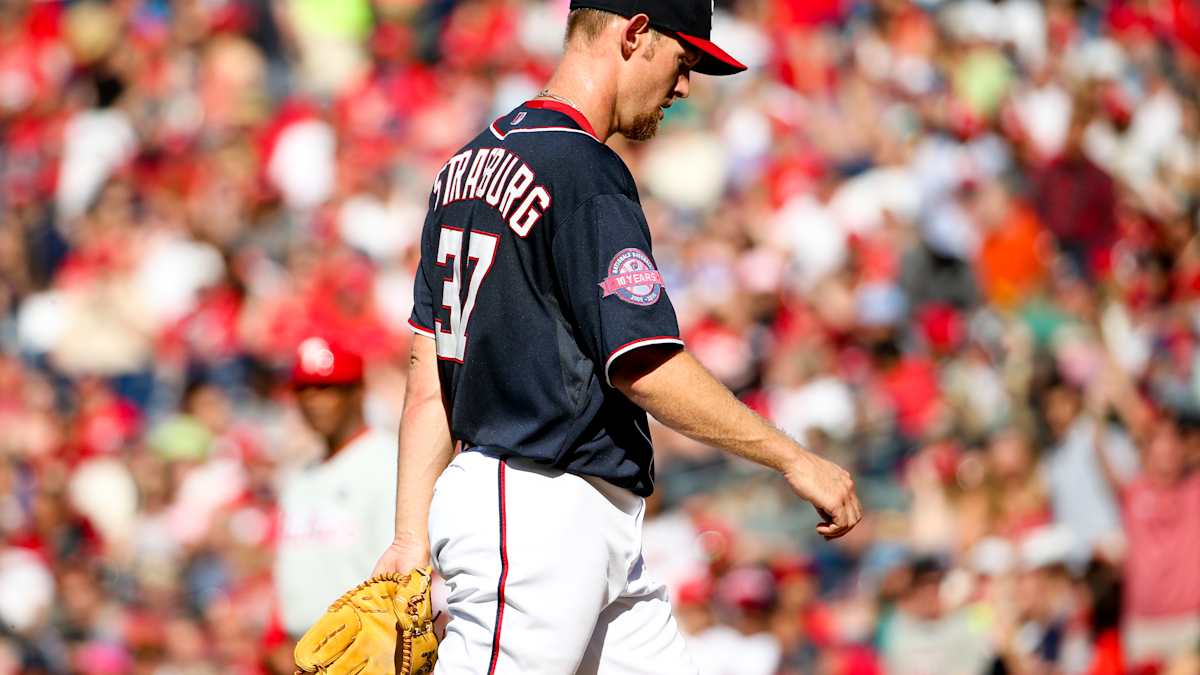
433, 146, 550, 238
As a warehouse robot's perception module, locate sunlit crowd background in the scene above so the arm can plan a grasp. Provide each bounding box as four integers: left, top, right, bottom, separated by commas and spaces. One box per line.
1, 0, 1199, 673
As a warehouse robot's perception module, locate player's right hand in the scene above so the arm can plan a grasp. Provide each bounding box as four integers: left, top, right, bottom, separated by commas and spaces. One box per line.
782, 452, 863, 540
372, 538, 431, 576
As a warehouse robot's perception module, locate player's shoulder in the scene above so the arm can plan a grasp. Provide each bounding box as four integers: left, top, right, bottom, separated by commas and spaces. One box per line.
558, 135, 629, 177
547, 141, 633, 196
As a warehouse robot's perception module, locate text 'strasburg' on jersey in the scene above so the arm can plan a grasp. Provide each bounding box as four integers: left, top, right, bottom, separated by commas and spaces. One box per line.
433, 147, 551, 238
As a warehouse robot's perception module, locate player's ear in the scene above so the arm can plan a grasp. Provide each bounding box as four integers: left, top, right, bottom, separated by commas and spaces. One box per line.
620, 14, 653, 61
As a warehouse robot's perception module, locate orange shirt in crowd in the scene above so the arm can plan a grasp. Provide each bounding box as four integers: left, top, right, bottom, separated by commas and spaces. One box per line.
977, 205, 1048, 310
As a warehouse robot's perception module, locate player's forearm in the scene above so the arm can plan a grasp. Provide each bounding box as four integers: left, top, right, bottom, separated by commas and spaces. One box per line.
392, 401, 453, 549
611, 348, 806, 473
391, 337, 454, 550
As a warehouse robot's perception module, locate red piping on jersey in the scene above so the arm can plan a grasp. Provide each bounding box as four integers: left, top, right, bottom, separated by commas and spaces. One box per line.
605, 335, 685, 363
487, 459, 509, 675
489, 121, 596, 142
408, 318, 435, 337
604, 336, 686, 386
523, 99, 599, 140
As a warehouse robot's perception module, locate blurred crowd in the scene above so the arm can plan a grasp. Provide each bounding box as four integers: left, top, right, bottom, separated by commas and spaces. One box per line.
2, 0, 1200, 673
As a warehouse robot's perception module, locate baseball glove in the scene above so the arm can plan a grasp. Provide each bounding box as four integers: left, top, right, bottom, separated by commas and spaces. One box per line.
293, 567, 438, 675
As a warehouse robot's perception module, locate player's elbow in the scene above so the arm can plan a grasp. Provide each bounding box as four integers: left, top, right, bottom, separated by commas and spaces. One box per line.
404, 336, 443, 408
404, 379, 443, 412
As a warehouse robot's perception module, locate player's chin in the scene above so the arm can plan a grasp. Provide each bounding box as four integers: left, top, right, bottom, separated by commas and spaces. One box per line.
622, 111, 661, 142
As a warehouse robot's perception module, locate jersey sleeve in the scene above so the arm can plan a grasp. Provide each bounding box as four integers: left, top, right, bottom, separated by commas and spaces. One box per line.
552, 193, 683, 385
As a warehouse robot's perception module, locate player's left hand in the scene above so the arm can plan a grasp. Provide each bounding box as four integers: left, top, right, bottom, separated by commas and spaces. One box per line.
373, 538, 430, 577
782, 452, 863, 540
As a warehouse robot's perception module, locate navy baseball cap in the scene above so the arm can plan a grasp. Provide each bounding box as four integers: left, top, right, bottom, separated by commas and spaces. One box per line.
569, 0, 747, 76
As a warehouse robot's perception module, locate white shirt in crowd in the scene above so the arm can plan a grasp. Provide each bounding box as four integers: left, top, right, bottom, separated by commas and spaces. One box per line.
1041, 417, 1138, 564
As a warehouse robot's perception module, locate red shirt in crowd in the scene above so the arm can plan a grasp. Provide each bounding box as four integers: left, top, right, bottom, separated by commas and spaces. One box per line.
1121, 472, 1200, 618
1033, 153, 1117, 275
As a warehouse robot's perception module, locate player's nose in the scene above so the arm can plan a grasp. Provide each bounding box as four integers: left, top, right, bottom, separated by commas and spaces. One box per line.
674, 71, 690, 100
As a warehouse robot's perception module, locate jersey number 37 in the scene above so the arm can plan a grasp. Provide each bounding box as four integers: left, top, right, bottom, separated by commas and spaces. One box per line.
435, 226, 499, 362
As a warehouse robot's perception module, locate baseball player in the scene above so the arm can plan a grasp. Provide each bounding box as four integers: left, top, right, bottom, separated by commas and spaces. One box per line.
374, 1, 863, 673
275, 337, 398, 638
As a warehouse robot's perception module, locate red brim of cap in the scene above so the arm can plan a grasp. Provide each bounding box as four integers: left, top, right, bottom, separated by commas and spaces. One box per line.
290, 371, 362, 387
290, 362, 364, 387
675, 32, 747, 76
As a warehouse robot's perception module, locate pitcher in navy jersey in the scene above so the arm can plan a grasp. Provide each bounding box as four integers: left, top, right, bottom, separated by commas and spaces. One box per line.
372, 1, 862, 672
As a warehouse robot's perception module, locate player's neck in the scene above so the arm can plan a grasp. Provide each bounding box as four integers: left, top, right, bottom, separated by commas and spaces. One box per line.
540, 53, 617, 141
325, 421, 368, 459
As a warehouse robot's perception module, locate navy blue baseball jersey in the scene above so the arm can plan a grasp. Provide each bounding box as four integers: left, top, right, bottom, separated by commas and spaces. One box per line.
407, 100, 682, 496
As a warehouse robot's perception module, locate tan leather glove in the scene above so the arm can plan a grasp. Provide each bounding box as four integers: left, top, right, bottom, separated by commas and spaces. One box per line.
294, 568, 438, 674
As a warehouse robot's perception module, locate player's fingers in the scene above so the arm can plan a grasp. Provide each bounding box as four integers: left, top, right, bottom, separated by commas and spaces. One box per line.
837, 497, 859, 531
816, 522, 849, 540
817, 505, 846, 531
817, 504, 851, 538
835, 472, 861, 526
846, 495, 863, 527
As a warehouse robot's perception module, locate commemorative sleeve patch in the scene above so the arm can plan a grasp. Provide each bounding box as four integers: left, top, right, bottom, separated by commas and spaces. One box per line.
599, 248, 663, 306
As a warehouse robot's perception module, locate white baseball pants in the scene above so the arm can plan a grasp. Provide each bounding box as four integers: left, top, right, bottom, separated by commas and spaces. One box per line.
428, 451, 697, 675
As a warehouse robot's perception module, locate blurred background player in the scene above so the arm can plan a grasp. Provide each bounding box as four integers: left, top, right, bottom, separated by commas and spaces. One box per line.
274, 337, 397, 638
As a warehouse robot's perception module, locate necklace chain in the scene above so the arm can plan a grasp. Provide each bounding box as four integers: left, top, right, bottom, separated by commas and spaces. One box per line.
537, 88, 582, 112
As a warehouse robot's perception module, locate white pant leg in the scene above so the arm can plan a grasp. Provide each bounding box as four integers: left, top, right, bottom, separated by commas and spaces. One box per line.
575, 552, 697, 674
574, 583, 696, 675
429, 452, 635, 675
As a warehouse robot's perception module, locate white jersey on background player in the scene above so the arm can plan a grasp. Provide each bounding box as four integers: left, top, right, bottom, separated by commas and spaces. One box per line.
275, 426, 397, 636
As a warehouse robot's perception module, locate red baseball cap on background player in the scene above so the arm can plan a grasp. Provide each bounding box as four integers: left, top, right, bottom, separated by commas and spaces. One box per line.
569, 0, 748, 76
290, 336, 364, 387
289, 337, 369, 458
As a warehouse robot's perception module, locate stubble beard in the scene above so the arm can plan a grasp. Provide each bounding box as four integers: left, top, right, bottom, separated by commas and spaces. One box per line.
625, 109, 660, 142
